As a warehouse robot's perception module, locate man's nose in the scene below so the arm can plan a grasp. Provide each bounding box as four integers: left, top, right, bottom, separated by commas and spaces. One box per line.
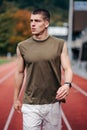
31, 21, 36, 26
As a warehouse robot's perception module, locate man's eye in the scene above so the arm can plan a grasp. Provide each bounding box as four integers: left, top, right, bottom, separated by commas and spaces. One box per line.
30, 19, 41, 22
30, 20, 33, 22
35, 20, 41, 22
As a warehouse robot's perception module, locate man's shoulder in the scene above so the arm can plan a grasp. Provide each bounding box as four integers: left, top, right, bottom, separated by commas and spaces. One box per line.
18, 37, 33, 47
50, 35, 65, 44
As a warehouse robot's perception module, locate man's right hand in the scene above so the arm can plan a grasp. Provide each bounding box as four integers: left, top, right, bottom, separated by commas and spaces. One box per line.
13, 99, 22, 113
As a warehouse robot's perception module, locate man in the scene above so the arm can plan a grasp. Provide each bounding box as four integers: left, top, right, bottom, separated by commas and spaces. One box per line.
14, 9, 73, 130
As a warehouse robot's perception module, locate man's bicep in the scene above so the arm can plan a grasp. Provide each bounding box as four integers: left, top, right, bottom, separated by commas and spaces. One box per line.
16, 47, 25, 73
61, 42, 71, 70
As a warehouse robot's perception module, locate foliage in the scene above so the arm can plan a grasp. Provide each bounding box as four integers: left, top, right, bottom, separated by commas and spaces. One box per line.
0, 8, 31, 55
9, 9, 32, 54
14, 10, 31, 38
0, 12, 15, 55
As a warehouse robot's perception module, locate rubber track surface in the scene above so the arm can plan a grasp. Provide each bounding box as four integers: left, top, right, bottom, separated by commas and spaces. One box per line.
0, 62, 87, 130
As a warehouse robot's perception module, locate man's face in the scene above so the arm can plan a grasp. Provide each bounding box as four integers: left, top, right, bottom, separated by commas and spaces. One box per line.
30, 14, 49, 35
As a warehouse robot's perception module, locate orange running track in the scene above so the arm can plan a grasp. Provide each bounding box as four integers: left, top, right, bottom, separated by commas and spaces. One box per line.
0, 61, 87, 130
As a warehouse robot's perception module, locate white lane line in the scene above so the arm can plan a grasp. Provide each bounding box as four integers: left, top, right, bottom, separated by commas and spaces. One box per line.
61, 107, 72, 130
62, 75, 87, 97
72, 82, 87, 97
4, 106, 14, 130
0, 69, 15, 84
4, 76, 26, 130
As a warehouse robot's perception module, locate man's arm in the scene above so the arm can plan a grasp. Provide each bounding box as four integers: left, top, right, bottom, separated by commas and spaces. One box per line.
14, 47, 25, 112
56, 42, 73, 100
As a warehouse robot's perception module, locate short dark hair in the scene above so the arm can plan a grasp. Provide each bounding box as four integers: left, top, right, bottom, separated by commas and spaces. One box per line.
32, 9, 50, 22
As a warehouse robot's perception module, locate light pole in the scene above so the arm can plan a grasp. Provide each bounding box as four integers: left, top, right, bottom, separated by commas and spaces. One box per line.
68, 0, 73, 61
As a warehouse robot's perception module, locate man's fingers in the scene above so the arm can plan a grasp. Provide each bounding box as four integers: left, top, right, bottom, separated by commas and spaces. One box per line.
14, 105, 21, 113
14, 100, 22, 113
56, 86, 69, 100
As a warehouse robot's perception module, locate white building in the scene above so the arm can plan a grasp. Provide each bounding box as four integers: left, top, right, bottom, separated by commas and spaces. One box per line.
48, 26, 68, 39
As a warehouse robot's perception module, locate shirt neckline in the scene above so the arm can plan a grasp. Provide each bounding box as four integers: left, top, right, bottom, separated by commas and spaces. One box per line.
32, 35, 50, 43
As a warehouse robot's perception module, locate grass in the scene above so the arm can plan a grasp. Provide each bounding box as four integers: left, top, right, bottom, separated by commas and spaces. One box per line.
0, 57, 14, 65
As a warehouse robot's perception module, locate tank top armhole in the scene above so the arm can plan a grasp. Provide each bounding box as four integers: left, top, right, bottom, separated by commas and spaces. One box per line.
61, 41, 65, 53
57, 39, 65, 55
17, 43, 23, 56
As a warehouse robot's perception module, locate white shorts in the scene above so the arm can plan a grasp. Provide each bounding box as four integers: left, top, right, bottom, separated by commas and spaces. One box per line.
21, 102, 61, 130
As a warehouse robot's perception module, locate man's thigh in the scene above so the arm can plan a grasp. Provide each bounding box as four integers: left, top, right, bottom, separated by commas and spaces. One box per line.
21, 104, 42, 130
42, 102, 62, 130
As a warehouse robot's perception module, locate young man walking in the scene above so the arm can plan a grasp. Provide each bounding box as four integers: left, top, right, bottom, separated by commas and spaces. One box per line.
14, 9, 73, 130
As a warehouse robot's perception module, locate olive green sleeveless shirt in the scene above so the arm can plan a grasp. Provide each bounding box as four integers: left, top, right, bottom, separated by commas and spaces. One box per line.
18, 36, 64, 104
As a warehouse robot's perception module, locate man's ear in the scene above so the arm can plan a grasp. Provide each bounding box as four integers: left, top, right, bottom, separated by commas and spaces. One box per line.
45, 21, 49, 28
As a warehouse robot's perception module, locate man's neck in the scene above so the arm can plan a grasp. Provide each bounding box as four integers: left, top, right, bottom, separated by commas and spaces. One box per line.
33, 31, 49, 41
33, 35, 49, 41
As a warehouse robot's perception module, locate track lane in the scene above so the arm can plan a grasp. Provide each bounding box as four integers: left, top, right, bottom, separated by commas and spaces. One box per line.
0, 73, 15, 130
0, 62, 87, 130
62, 86, 87, 130
73, 74, 87, 92
0, 62, 16, 79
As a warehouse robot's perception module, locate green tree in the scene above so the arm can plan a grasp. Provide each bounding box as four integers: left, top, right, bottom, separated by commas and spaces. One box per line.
0, 12, 15, 55
0, 9, 31, 55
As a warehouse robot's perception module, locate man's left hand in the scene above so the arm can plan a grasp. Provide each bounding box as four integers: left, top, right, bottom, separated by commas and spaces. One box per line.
56, 84, 70, 100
